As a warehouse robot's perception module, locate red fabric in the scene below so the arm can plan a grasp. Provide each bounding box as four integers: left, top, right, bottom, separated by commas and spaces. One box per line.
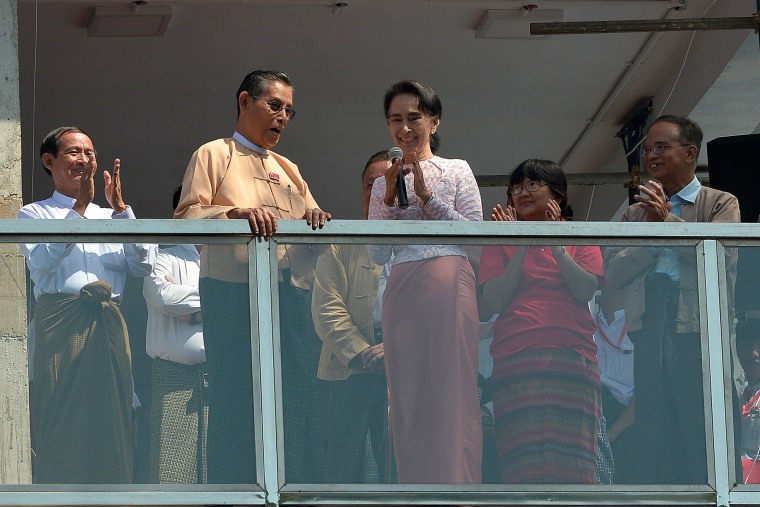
744, 458, 760, 484
479, 245, 604, 363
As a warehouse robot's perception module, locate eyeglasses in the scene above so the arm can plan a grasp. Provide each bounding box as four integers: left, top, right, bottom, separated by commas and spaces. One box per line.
509, 181, 547, 195
641, 143, 686, 157
252, 96, 296, 120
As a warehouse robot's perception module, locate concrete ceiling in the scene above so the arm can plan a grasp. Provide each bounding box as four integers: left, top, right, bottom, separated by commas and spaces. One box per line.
16, 0, 759, 221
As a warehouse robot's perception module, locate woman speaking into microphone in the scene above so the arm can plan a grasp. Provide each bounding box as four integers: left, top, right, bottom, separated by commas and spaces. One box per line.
368, 80, 483, 484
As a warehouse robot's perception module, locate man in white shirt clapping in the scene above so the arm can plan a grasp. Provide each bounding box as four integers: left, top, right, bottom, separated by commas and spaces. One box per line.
19, 126, 156, 484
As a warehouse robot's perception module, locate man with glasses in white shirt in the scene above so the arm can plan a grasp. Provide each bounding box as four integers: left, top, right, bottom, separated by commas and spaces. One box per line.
19, 126, 156, 484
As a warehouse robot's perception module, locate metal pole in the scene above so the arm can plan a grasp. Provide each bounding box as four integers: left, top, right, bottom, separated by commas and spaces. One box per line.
531, 16, 757, 36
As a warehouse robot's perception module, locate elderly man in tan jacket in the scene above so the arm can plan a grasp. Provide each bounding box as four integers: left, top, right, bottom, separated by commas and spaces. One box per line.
604, 115, 739, 485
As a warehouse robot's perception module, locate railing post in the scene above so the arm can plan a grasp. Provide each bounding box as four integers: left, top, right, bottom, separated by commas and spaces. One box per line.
701, 239, 733, 506
252, 239, 281, 505
0, 0, 33, 485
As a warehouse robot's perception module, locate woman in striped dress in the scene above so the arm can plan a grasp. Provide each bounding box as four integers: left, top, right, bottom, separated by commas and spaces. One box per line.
478, 159, 604, 484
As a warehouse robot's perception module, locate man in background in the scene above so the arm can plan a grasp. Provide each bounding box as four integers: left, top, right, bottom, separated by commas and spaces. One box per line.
593, 284, 635, 483
312, 151, 389, 483
143, 186, 207, 484
737, 319, 760, 483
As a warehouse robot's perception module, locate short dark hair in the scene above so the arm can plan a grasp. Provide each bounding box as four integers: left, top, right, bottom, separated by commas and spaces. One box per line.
362, 150, 390, 181
651, 115, 703, 156
736, 319, 760, 342
383, 80, 442, 154
509, 159, 568, 217
39, 126, 92, 175
236, 70, 293, 117
172, 185, 182, 211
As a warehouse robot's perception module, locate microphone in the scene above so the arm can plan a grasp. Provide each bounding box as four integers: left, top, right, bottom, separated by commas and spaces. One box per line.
388, 147, 408, 209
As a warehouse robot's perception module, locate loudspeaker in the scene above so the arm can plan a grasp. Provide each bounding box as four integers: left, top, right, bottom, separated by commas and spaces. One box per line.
707, 133, 760, 223
707, 133, 760, 314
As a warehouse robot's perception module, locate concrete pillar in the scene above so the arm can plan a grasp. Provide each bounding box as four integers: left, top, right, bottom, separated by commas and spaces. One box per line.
0, 0, 33, 485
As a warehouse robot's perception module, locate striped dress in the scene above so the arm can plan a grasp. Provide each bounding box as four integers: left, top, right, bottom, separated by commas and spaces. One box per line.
479, 244, 604, 484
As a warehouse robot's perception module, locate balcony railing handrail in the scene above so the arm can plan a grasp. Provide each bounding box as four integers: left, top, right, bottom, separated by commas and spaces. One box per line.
2, 218, 760, 242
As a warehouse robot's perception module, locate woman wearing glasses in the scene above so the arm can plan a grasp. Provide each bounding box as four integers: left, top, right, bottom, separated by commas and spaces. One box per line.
368, 80, 483, 484
478, 159, 604, 484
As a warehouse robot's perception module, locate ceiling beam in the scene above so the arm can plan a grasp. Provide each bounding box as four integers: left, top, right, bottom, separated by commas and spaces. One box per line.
531, 14, 758, 35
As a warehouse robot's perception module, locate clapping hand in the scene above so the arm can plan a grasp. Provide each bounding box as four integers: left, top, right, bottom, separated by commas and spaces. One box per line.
492, 203, 518, 221
410, 151, 433, 204
104, 158, 127, 214
545, 199, 562, 221
634, 181, 672, 222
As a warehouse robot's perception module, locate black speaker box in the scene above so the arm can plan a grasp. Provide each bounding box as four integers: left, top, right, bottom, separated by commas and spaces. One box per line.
707, 133, 760, 223
707, 133, 760, 313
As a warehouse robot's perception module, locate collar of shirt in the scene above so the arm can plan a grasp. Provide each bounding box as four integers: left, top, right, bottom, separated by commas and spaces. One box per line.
52, 190, 93, 217
665, 176, 699, 219
52, 190, 133, 219
670, 175, 701, 205
52, 190, 77, 207
597, 308, 625, 331
596, 308, 632, 351
607, 308, 625, 323
233, 131, 268, 156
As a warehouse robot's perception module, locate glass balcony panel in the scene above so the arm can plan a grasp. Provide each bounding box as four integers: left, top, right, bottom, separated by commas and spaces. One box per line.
280, 237, 712, 488
307, 242, 391, 485
731, 245, 760, 488
602, 241, 710, 486
0, 220, 753, 506
18, 240, 261, 488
